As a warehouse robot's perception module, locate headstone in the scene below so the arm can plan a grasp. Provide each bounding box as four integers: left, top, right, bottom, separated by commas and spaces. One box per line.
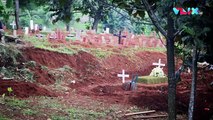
210, 65, 213, 70
10, 21, 16, 29
34, 24, 38, 31
43, 26, 46, 31
76, 30, 81, 40
25, 27, 29, 35
117, 70, 129, 83
105, 28, 110, 34
30, 20, 34, 30
13, 30, 17, 37
102, 36, 106, 44
152, 59, 165, 68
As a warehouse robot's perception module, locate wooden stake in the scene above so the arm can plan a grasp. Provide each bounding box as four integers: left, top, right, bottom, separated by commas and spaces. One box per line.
124, 110, 156, 116
133, 115, 168, 119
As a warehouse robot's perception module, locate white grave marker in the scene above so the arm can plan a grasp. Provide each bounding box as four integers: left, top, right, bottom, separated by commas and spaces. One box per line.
43, 26, 46, 31
76, 30, 81, 40
117, 70, 129, 83
13, 30, 17, 37
102, 36, 106, 44
10, 21, 16, 29
210, 65, 213, 70
34, 24, 38, 31
105, 28, 110, 34
30, 20, 34, 30
152, 59, 165, 68
25, 27, 29, 35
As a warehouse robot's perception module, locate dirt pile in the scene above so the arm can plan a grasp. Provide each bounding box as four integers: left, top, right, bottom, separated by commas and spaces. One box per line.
0, 80, 56, 98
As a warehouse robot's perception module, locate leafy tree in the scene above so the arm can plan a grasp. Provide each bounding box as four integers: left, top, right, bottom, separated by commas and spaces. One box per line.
74, 0, 110, 31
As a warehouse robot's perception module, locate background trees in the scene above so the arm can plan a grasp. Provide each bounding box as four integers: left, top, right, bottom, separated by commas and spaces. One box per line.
0, 0, 212, 119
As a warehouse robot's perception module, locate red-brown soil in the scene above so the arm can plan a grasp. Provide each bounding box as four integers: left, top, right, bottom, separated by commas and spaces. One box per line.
1, 46, 212, 119
0, 80, 56, 98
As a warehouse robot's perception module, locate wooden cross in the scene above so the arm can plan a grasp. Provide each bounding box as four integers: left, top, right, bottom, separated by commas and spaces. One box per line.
114, 31, 126, 44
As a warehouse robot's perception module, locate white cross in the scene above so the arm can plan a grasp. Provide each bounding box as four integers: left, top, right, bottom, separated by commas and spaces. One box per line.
117, 70, 129, 83
10, 21, 16, 29
210, 65, 213, 70
152, 59, 165, 68
30, 20, 34, 30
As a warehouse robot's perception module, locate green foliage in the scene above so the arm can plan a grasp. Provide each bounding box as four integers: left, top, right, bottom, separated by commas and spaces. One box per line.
51, 115, 69, 120
0, 114, 9, 120
0, 44, 35, 82
90, 49, 113, 58
138, 76, 167, 84
25, 61, 37, 68
7, 87, 13, 95
24, 36, 77, 55
0, 44, 22, 67
4, 98, 28, 108
22, 108, 38, 116
67, 108, 105, 119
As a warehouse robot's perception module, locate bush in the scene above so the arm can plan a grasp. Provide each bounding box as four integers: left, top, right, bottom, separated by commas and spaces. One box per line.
0, 44, 22, 67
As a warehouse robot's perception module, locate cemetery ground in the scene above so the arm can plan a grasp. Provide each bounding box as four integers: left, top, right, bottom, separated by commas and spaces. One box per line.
0, 37, 213, 120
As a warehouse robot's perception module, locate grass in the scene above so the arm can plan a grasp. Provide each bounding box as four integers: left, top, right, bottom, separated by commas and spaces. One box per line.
4, 98, 28, 109
138, 76, 168, 84
22, 108, 38, 116
67, 108, 106, 120
90, 48, 114, 58
50, 115, 70, 120
121, 47, 166, 57
0, 114, 10, 120
24, 36, 78, 55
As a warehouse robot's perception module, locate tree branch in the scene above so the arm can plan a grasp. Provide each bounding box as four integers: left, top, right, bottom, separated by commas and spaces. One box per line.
140, 0, 168, 39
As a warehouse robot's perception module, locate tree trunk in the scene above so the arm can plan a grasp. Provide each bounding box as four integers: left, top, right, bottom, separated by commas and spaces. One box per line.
140, 1, 176, 119
92, 16, 100, 32
167, 15, 176, 120
188, 46, 198, 120
66, 23, 70, 32
92, 6, 103, 32
14, 0, 20, 30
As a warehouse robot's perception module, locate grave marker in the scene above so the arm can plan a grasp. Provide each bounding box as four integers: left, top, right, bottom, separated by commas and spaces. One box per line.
30, 20, 34, 30
13, 30, 17, 37
10, 21, 16, 29
34, 24, 38, 31
114, 31, 126, 44
117, 70, 129, 83
25, 27, 29, 35
210, 65, 213, 70
105, 28, 110, 34
76, 30, 81, 41
152, 59, 165, 68
43, 26, 46, 31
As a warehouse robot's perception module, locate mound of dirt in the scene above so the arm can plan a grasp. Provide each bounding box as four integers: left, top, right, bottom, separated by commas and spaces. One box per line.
22, 48, 100, 71
0, 80, 56, 98
31, 65, 55, 85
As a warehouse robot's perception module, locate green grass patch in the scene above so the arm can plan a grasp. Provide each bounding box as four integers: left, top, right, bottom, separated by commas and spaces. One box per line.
4, 98, 28, 109
36, 97, 63, 109
90, 48, 114, 58
50, 115, 70, 120
67, 108, 106, 120
121, 47, 166, 56
0, 114, 10, 120
138, 76, 168, 84
22, 108, 38, 116
24, 36, 78, 55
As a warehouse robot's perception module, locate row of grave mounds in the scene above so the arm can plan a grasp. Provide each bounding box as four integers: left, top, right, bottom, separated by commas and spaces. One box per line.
4, 27, 166, 48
